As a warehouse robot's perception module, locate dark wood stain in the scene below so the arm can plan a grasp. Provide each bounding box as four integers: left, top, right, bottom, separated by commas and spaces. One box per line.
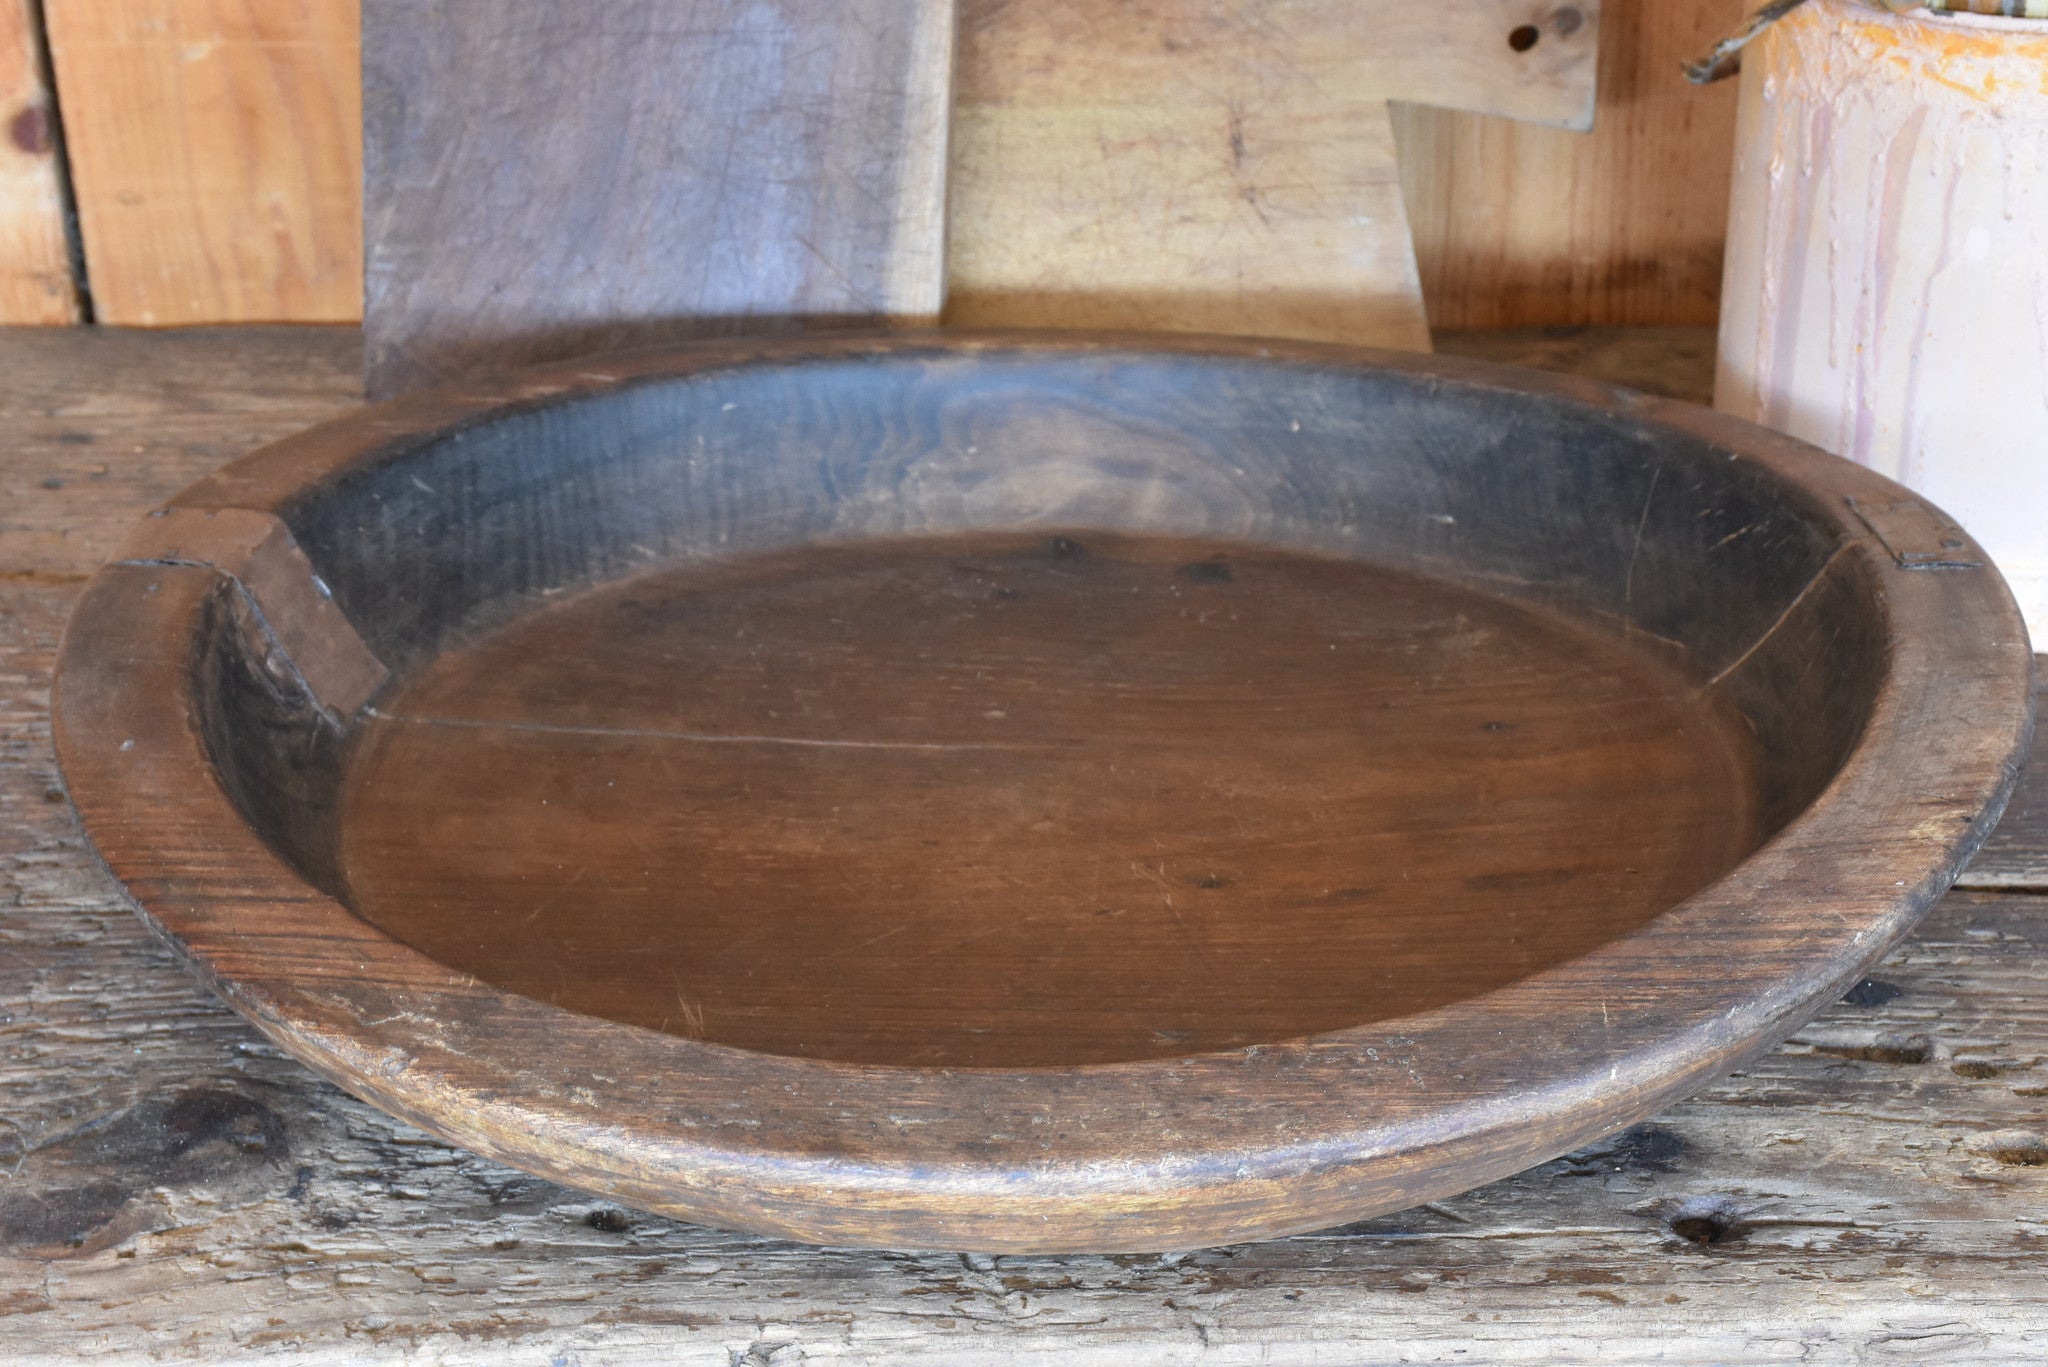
0, 1088, 288, 1258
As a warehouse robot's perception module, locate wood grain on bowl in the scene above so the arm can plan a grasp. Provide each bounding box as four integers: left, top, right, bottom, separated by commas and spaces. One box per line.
339, 533, 1761, 1068
53, 333, 2032, 1251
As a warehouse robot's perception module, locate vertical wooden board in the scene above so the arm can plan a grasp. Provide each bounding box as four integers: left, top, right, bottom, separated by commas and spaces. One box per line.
42, 0, 360, 326
361, 0, 953, 399
946, 93, 1433, 350
946, 0, 1599, 349
0, 0, 76, 322
1392, 0, 1746, 329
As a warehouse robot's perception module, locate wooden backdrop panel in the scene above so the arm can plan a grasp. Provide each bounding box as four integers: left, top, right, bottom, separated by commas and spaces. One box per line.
43, 0, 360, 326
361, 0, 953, 397
0, 0, 76, 322
1393, 0, 1748, 329
31, 0, 1749, 332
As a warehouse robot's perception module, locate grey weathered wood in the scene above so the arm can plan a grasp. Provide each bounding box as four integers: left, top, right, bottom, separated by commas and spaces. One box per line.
362, 0, 954, 399
1957, 669, 2048, 890
3, 326, 2044, 1361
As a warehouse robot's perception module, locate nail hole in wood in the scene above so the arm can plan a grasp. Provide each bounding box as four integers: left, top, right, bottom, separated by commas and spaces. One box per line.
1667, 1198, 1750, 1246
585, 1206, 631, 1232
1508, 24, 1542, 52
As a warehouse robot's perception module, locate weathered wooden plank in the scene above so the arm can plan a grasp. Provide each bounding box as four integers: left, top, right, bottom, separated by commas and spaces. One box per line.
0, 325, 359, 578
361, 0, 954, 398
1956, 669, 2048, 890
946, 0, 1601, 348
2, 326, 2043, 1360
0, 0, 77, 323
41, 0, 360, 325
1394, 0, 1748, 329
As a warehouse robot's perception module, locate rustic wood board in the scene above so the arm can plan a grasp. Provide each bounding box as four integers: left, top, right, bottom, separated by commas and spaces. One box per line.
1394, 0, 1749, 329
946, 0, 1600, 348
0, 0, 76, 323
4, 327, 2044, 1359
361, 0, 953, 398
0, 325, 360, 578
1956, 668, 2048, 891
40, 0, 360, 326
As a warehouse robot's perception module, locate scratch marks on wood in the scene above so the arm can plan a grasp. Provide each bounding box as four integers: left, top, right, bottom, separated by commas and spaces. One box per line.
1622, 465, 1663, 611
361, 709, 1034, 754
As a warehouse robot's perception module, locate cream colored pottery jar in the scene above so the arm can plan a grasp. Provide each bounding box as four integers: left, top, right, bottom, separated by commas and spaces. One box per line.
1717, 0, 2048, 643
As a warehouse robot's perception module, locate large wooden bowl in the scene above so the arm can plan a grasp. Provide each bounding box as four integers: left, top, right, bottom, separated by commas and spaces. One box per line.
55, 333, 2031, 1252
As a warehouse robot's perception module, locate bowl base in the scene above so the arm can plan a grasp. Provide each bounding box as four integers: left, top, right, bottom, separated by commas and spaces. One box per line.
337, 530, 1764, 1068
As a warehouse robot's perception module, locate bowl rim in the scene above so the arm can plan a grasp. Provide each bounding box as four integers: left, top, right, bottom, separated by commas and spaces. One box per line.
53, 329, 2035, 1252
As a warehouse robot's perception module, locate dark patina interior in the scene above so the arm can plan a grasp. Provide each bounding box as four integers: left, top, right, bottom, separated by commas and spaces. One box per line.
186, 347, 1886, 1067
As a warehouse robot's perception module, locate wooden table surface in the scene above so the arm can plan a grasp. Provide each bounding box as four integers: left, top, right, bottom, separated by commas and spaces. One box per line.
1, 326, 2041, 1364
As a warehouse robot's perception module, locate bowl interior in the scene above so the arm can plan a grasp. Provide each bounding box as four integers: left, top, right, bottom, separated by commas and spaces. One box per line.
192, 348, 1885, 1068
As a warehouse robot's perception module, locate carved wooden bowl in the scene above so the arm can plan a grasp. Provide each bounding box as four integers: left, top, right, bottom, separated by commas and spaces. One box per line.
55, 334, 2032, 1252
